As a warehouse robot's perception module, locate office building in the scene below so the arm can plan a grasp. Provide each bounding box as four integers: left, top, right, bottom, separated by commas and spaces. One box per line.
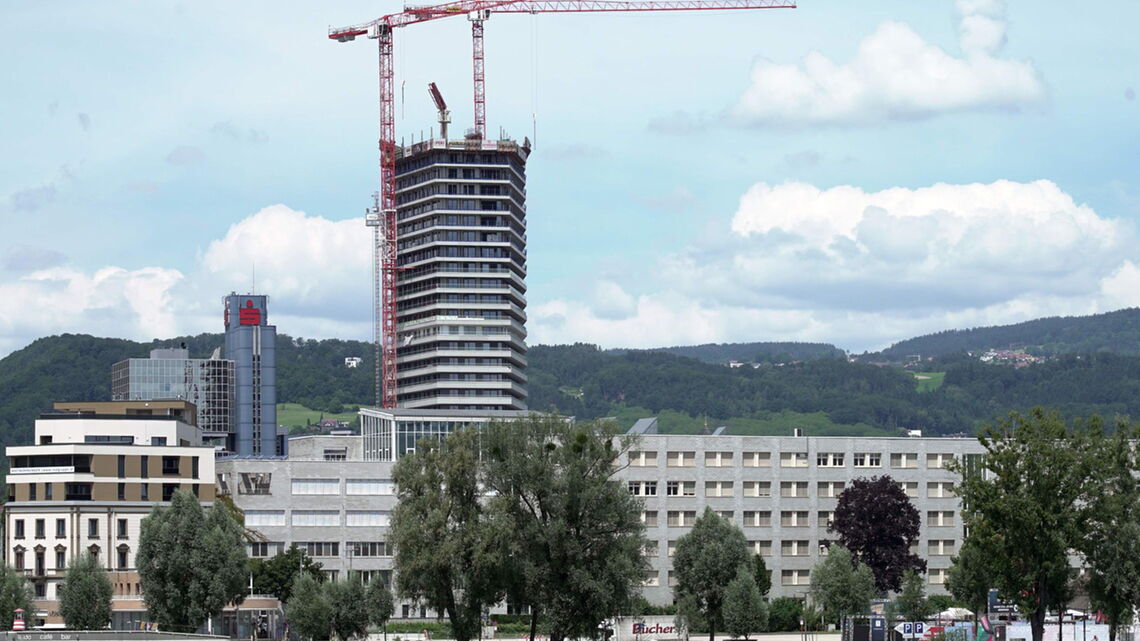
224, 294, 280, 456
3, 402, 216, 629
394, 138, 530, 411
111, 348, 234, 450
218, 413, 985, 607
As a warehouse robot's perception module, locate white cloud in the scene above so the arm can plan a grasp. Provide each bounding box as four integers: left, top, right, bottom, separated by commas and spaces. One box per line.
729, 0, 1046, 127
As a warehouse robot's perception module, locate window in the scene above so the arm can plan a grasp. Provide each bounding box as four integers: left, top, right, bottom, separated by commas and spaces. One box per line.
742, 452, 771, 467
87, 519, 98, 539
704, 451, 733, 467
29, 484, 36, 501
35, 551, 44, 576
666, 451, 695, 467
44, 483, 52, 500
642, 541, 659, 557
927, 511, 955, 527
628, 451, 658, 467
239, 473, 272, 495
249, 542, 284, 558
819, 540, 835, 555
141, 483, 149, 501
781, 540, 811, 556
141, 455, 149, 479
780, 481, 809, 498
35, 519, 45, 539
928, 539, 956, 556
15, 520, 24, 539
817, 481, 845, 498
118, 483, 126, 501
346, 511, 391, 527
743, 481, 771, 497
641, 570, 660, 587
667, 511, 696, 527
34, 582, 46, 599
323, 449, 348, 461
348, 541, 390, 557
87, 545, 99, 564
853, 452, 881, 467
116, 545, 129, 570
667, 540, 678, 556
781, 569, 810, 586
55, 548, 66, 570
668, 570, 679, 587
118, 455, 126, 478
742, 511, 771, 527
899, 481, 919, 498
750, 540, 772, 557
245, 510, 287, 527
299, 542, 339, 557
292, 511, 340, 527
816, 452, 844, 467
162, 456, 180, 475
191, 457, 200, 479
641, 511, 658, 527
717, 510, 734, 521
346, 479, 395, 495
929, 568, 948, 584
928, 482, 955, 498
705, 481, 733, 498
628, 481, 658, 497
292, 479, 340, 495
162, 484, 178, 501
890, 453, 918, 469
13, 549, 24, 570
117, 519, 128, 539
65, 483, 92, 501
665, 481, 696, 497
818, 511, 835, 528
55, 519, 65, 539
927, 453, 954, 469
780, 510, 810, 527
780, 452, 808, 468
152, 437, 167, 446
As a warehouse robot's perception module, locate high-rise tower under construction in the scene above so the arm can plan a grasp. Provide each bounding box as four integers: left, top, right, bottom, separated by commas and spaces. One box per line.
394, 137, 530, 410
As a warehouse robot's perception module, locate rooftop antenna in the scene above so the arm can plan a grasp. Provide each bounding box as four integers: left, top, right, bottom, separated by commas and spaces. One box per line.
251, 261, 256, 294
429, 82, 450, 140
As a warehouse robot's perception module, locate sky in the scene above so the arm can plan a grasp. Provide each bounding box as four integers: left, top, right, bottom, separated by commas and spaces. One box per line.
1, 0, 1139, 358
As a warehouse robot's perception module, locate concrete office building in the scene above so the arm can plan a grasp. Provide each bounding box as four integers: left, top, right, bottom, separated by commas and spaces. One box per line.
224, 294, 280, 456
394, 138, 530, 411
111, 348, 235, 450
218, 414, 985, 608
3, 402, 215, 629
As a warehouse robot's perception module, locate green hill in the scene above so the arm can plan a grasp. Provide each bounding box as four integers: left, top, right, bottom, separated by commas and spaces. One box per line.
610, 342, 846, 365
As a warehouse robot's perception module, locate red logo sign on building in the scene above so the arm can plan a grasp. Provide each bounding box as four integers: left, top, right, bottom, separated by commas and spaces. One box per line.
239, 299, 262, 326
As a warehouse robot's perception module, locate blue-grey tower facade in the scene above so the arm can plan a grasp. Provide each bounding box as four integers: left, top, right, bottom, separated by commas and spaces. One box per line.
224, 294, 279, 456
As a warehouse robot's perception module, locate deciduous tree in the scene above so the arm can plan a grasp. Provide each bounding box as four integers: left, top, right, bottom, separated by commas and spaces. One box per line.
809, 545, 876, 627
895, 570, 930, 623
0, 563, 32, 630
365, 578, 395, 630
482, 416, 648, 641
137, 490, 248, 632
946, 536, 991, 623
327, 579, 369, 641
286, 573, 332, 641
250, 544, 324, 603
673, 507, 751, 641
723, 566, 767, 640
58, 551, 112, 629
831, 476, 925, 592
390, 428, 507, 641
752, 555, 771, 599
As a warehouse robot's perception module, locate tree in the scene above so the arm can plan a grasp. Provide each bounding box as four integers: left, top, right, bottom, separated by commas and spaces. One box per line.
949, 408, 1090, 641
946, 536, 991, 623
482, 416, 649, 641
0, 564, 32, 630
365, 579, 395, 630
831, 476, 925, 592
751, 555, 771, 599
1080, 421, 1140, 641
287, 573, 332, 641
767, 597, 803, 632
809, 545, 876, 627
723, 566, 767, 640
673, 507, 751, 641
895, 570, 930, 623
137, 490, 248, 632
58, 551, 112, 629
251, 544, 324, 603
390, 428, 507, 641
327, 579, 369, 641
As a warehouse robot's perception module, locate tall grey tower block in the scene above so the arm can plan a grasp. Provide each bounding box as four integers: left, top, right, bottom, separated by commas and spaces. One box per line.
224, 293, 280, 456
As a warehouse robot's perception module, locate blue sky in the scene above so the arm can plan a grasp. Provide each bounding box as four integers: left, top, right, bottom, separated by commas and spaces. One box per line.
1, 0, 1138, 357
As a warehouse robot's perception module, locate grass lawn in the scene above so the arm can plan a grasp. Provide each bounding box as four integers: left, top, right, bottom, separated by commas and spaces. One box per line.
276, 403, 358, 428
912, 371, 946, 392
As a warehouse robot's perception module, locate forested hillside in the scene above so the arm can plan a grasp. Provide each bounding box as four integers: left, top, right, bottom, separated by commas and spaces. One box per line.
873, 308, 1140, 359
611, 342, 846, 364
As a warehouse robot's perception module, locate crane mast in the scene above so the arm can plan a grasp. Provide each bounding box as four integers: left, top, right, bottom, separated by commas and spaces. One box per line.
331, 0, 796, 409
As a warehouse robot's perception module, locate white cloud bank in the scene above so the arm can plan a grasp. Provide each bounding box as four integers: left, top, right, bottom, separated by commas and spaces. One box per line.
528, 179, 1139, 351
729, 0, 1047, 126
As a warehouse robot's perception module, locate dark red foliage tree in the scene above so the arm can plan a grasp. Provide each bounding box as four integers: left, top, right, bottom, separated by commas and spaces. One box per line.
830, 475, 926, 593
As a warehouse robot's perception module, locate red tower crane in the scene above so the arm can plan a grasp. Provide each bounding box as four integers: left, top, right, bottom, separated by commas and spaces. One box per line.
331, 0, 796, 409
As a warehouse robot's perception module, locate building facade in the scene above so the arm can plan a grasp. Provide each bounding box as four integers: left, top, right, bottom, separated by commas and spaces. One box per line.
393, 138, 530, 411
111, 348, 235, 450
219, 414, 985, 608
3, 402, 215, 629
224, 294, 280, 456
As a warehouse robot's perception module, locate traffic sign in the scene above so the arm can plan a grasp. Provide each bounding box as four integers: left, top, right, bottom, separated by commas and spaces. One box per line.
894, 622, 925, 638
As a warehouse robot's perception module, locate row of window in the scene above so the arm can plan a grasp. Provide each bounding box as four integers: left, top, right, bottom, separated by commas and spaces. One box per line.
640, 567, 949, 588
289, 479, 395, 495
245, 510, 391, 528
629, 480, 956, 499
630, 451, 960, 469
115, 454, 196, 478
639, 509, 956, 528
249, 541, 391, 558
642, 536, 957, 558
13, 517, 131, 540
